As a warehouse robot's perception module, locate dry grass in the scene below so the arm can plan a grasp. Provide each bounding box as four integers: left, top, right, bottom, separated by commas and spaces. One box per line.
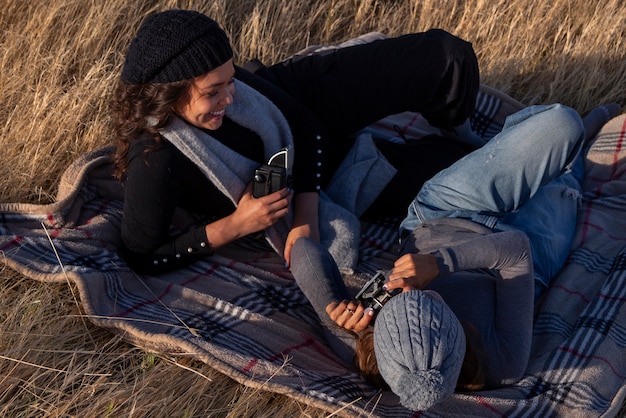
1, 0, 625, 416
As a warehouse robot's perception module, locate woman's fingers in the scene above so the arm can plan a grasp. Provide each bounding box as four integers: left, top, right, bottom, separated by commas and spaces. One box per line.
326, 300, 374, 332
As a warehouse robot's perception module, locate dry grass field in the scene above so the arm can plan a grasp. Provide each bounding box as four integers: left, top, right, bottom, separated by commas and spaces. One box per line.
1, 0, 625, 416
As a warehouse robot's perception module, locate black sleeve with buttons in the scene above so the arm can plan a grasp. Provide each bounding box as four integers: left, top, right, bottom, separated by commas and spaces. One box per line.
120, 67, 330, 274
121, 135, 229, 274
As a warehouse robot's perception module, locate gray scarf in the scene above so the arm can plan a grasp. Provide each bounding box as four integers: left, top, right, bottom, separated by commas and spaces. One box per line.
159, 80, 397, 272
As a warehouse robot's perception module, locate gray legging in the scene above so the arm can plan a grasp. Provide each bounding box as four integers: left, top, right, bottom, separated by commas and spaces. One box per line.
290, 237, 357, 364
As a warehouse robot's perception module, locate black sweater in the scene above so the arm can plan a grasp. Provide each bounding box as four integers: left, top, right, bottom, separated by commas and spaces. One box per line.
121, 67, 331, 274
121, 31, 480, 274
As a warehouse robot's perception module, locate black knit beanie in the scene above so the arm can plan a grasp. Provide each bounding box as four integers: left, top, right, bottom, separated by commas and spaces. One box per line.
120, 9, 234, 84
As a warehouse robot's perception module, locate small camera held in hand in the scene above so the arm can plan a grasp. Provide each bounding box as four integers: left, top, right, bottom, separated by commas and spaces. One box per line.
253, 165, 287, 198
252, 146, 293, 198
355, 271, 401, 317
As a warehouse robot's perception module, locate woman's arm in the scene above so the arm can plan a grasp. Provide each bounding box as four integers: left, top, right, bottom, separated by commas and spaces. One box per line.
121, 138, 291, 274
387, 228, 534, 385
283, 191, 319, 267
386, 229, 533, 290
236, 67, 328, 261
121, 138, 211, 273
440, 230, 534, 384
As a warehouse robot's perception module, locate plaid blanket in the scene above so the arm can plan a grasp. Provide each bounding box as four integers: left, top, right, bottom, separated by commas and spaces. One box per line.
1, 87, 625, 417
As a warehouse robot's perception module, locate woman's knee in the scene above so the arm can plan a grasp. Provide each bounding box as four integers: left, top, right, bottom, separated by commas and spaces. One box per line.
537, 104, 585, 153
425, 28, 476, 60
291, 237, 315, 262
291, 237, 334, 273
418, 30, 480, 127
508, 104, 583, 140
550, 104, 584, 135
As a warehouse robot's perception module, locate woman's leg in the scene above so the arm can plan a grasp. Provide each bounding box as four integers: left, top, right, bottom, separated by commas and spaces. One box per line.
400, 104, 586, 233
256, 29, 479, 134
490, 104, 621, 291
499, 173, 581, 295
290, 237, 356, 364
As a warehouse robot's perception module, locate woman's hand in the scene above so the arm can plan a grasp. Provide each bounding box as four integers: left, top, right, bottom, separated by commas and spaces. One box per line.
233, 183, 292, 235
203, 183, 292, 249
326, 300, 374, 333
385, 253, 440, 292
284, 192, 320, 267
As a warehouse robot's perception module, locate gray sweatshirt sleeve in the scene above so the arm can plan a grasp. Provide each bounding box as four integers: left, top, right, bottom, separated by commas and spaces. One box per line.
432, 230, 535, 385
433, 229, 532, 280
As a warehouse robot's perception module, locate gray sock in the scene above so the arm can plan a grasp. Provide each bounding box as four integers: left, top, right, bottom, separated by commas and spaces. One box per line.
582, 103, 622, 142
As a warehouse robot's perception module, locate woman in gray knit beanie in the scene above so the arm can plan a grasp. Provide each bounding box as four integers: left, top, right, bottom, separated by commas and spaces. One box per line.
293, 101, 621, 411
373, 291, 466, 411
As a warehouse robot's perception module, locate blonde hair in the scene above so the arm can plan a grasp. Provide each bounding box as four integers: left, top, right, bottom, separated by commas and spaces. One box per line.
355, 327, 388, 389
456, 321, 486, 391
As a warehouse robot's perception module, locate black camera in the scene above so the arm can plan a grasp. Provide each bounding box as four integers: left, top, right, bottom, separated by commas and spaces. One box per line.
355, 271, 401, 315
252, 147, 293, 198
253, 164, 288, 198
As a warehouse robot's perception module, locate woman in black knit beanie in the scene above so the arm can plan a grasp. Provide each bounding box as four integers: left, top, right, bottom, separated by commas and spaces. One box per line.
110, 9, 480, 275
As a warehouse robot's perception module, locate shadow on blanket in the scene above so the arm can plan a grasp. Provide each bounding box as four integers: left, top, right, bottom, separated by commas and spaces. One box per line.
1, 88, 626, 417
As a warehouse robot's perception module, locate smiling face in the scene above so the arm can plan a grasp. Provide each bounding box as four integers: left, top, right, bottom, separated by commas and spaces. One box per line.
174, 59, 236, 130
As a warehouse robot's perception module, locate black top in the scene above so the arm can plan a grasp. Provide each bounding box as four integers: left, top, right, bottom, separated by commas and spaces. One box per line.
121, 66, 330, 274
120, 31, 480, 274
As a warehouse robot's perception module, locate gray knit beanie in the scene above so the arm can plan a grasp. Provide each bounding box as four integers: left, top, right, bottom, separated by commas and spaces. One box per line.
121, 9, 233, 84
373, 291, 465, 411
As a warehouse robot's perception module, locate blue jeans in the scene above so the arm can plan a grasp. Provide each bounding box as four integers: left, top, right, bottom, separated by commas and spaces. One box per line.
399, 104, 586, 293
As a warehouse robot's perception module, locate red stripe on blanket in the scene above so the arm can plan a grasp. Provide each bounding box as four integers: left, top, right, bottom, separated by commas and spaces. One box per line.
75, 227, 93, 240
45, 213, 62, 239
578, 120, 626, 246
0, 235, 22, 251
368, 111, 423, 138
241, 335, 348, 375
476, 396, 507, 417
551, 284, 590, 303
599, 292, 626, 303
74, 200, 116, 240
242, 358, 259, 374
575, 220, 626, 242
558, 347, 625, 379
399, 112, 423, 137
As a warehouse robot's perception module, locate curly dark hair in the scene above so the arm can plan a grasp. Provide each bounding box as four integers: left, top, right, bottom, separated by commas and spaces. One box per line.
109, 79, 192, 181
